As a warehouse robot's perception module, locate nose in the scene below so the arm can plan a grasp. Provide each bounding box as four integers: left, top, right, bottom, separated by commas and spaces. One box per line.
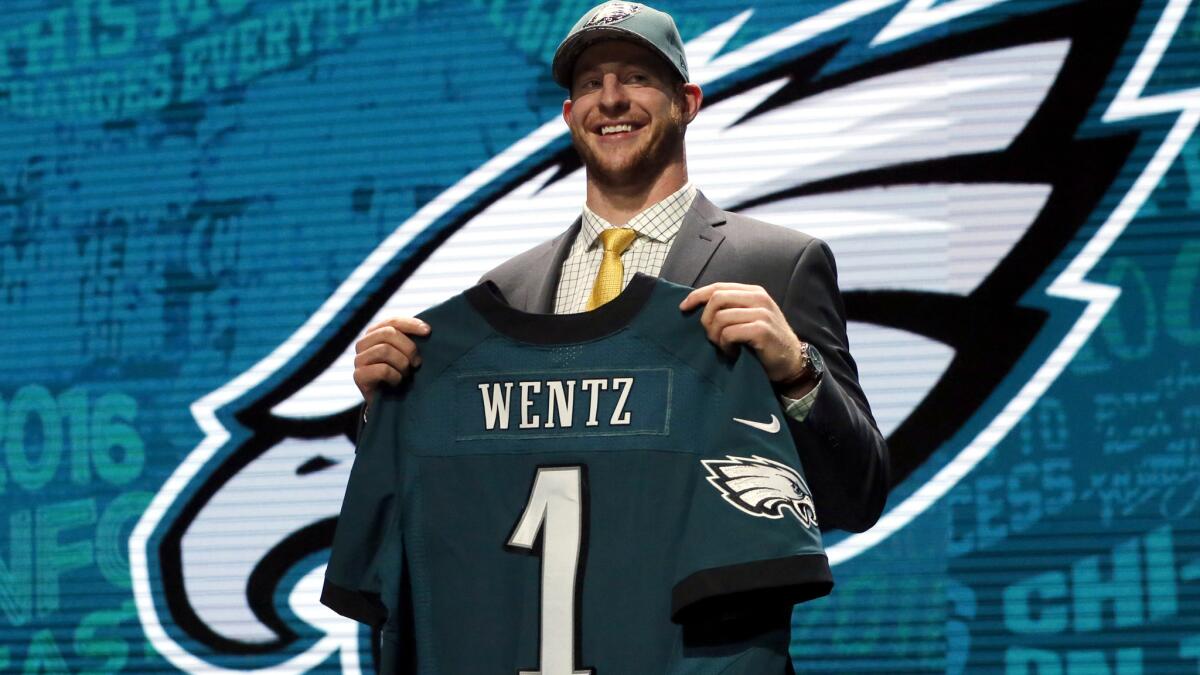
598, 73, 630, 114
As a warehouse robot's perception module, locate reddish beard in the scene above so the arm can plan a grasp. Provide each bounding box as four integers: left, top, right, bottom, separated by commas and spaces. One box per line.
572, 104, 687, 189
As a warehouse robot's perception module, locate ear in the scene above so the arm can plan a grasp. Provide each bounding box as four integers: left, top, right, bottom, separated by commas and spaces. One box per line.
562, 98, 573, 126
680, 83, 703, 123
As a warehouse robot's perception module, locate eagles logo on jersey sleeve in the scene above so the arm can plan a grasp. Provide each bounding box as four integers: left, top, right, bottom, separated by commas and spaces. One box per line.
702, 455, 819, 528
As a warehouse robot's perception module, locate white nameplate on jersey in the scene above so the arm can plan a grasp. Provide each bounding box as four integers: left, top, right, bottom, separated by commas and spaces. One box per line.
701, 455, 819, 528
455, 368, 672, 440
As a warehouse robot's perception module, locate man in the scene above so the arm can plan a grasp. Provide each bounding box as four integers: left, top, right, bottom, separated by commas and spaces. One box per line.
353, 1, 886, 533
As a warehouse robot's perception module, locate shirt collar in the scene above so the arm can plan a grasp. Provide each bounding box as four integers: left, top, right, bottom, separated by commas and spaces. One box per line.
581, 183, 697, 248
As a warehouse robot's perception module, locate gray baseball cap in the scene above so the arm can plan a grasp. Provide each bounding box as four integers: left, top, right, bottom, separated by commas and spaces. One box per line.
552, 1, 689, 90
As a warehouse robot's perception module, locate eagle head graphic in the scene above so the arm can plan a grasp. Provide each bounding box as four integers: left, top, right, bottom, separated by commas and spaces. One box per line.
703, 455, 820, 528
130, 0, 1181, 672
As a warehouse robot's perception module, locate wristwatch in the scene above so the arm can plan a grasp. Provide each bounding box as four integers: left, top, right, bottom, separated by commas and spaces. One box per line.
797, 340, 825, 384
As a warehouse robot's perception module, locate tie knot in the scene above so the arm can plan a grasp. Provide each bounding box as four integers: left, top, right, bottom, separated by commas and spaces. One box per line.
598, 227, 637, 255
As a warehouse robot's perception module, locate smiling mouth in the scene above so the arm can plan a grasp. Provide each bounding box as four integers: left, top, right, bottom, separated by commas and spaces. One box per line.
595, 121, 643, 137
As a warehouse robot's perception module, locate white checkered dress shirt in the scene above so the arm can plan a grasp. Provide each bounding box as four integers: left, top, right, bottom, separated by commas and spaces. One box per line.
554, 183, 819, 420
554, 183, 697, 314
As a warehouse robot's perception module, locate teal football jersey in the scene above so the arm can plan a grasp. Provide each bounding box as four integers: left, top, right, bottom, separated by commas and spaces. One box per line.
322, 274, 832, 674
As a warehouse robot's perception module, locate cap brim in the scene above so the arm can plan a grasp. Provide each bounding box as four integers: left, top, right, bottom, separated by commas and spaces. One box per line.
551, 26, 676, 90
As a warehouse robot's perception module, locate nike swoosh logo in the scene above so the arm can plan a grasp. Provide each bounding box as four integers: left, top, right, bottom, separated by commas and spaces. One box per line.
732, 414, 781, 434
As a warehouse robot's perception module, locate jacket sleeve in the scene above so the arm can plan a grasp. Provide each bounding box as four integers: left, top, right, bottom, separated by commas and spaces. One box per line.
781, 238, 889, 533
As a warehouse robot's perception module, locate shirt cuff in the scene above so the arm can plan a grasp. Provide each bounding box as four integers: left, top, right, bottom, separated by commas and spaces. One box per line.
780, 381, 821, 422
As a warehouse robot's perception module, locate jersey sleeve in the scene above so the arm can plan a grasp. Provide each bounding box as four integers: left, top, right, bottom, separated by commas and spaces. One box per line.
670, 350, 834, 624
321, 389, 404, 628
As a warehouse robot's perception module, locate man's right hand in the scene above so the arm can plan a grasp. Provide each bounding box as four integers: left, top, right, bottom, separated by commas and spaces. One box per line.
353, 317, 431, 402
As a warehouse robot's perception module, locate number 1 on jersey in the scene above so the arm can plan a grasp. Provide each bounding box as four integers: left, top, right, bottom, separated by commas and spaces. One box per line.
507, 466, 593, 675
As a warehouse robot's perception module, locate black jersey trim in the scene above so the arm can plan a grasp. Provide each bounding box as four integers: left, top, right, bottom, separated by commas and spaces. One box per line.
466, 273, 658, 344
670, 554, 834, 624
320, 579, 386, 628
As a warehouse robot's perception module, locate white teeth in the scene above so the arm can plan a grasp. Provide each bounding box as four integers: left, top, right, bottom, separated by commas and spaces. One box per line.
601, 124, 633, 135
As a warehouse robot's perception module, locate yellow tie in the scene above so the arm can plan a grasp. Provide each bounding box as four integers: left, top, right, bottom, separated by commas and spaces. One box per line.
587, 227, 637, 310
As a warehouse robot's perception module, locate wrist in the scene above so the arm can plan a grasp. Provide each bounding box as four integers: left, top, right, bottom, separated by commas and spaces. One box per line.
778, 369, 816, 400
776, 341, 823, 396
780, 377, 817, 400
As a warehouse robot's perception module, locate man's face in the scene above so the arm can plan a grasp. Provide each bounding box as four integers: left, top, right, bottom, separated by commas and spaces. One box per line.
562, 40, 698, 188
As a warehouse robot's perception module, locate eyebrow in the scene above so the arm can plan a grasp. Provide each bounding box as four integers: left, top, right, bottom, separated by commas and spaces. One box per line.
577, 62, 654, 78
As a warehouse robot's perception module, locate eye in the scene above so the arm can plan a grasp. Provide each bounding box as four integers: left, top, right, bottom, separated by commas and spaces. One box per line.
575, 77, 602, 94
296, 455, 337, 475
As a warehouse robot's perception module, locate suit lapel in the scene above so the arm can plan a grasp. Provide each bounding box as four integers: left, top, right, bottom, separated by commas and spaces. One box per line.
530, 217, 582, 313
659, 191, 727, 287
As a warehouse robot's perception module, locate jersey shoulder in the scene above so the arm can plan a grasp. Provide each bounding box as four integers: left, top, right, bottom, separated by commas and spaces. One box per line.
631, 278, 742, 390
404, 289, 499, 385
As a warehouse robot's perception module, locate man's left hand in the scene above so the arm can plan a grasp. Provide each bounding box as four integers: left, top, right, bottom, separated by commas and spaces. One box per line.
680, 282, 815, 398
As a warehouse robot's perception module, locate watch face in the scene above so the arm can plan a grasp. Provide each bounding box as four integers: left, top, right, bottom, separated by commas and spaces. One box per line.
807, 343, 825, 377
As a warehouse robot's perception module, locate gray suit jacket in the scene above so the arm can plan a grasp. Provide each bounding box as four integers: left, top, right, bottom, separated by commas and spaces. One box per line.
481, 192, 889, 532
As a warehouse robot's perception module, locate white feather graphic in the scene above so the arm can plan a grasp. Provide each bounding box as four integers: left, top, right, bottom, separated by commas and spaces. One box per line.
181, 436, 355, 643
137, 0, 1184, 669
273, 40, 1066, 428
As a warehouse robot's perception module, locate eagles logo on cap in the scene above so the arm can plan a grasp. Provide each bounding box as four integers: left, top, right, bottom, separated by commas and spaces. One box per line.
551, 1, 689, 89
582, 2, 642, 28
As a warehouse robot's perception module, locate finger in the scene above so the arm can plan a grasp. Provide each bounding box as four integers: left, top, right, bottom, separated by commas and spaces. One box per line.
353, 362, 405, 400
353, 359, 406, 390
699, 289, 769, 331
355, 330, 419, 370
364, 316, 431, 337
716, 320, 768, 355
679, 284, 717, 312
708, 307, 771, 342
357, 326, 423, 367
679, 282, 760, 311
354, 343, 413, 374
698, 306, 757, 346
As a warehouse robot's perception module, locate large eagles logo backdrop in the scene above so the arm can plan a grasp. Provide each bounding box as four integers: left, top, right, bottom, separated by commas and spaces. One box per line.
0, 0, 1197, 672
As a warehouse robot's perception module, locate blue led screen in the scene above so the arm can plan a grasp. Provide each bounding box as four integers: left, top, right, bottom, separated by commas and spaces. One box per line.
0, 0, 1198, 672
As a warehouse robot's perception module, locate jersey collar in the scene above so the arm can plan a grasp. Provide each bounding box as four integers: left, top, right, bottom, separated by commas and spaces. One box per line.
467, 273, 659, 344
